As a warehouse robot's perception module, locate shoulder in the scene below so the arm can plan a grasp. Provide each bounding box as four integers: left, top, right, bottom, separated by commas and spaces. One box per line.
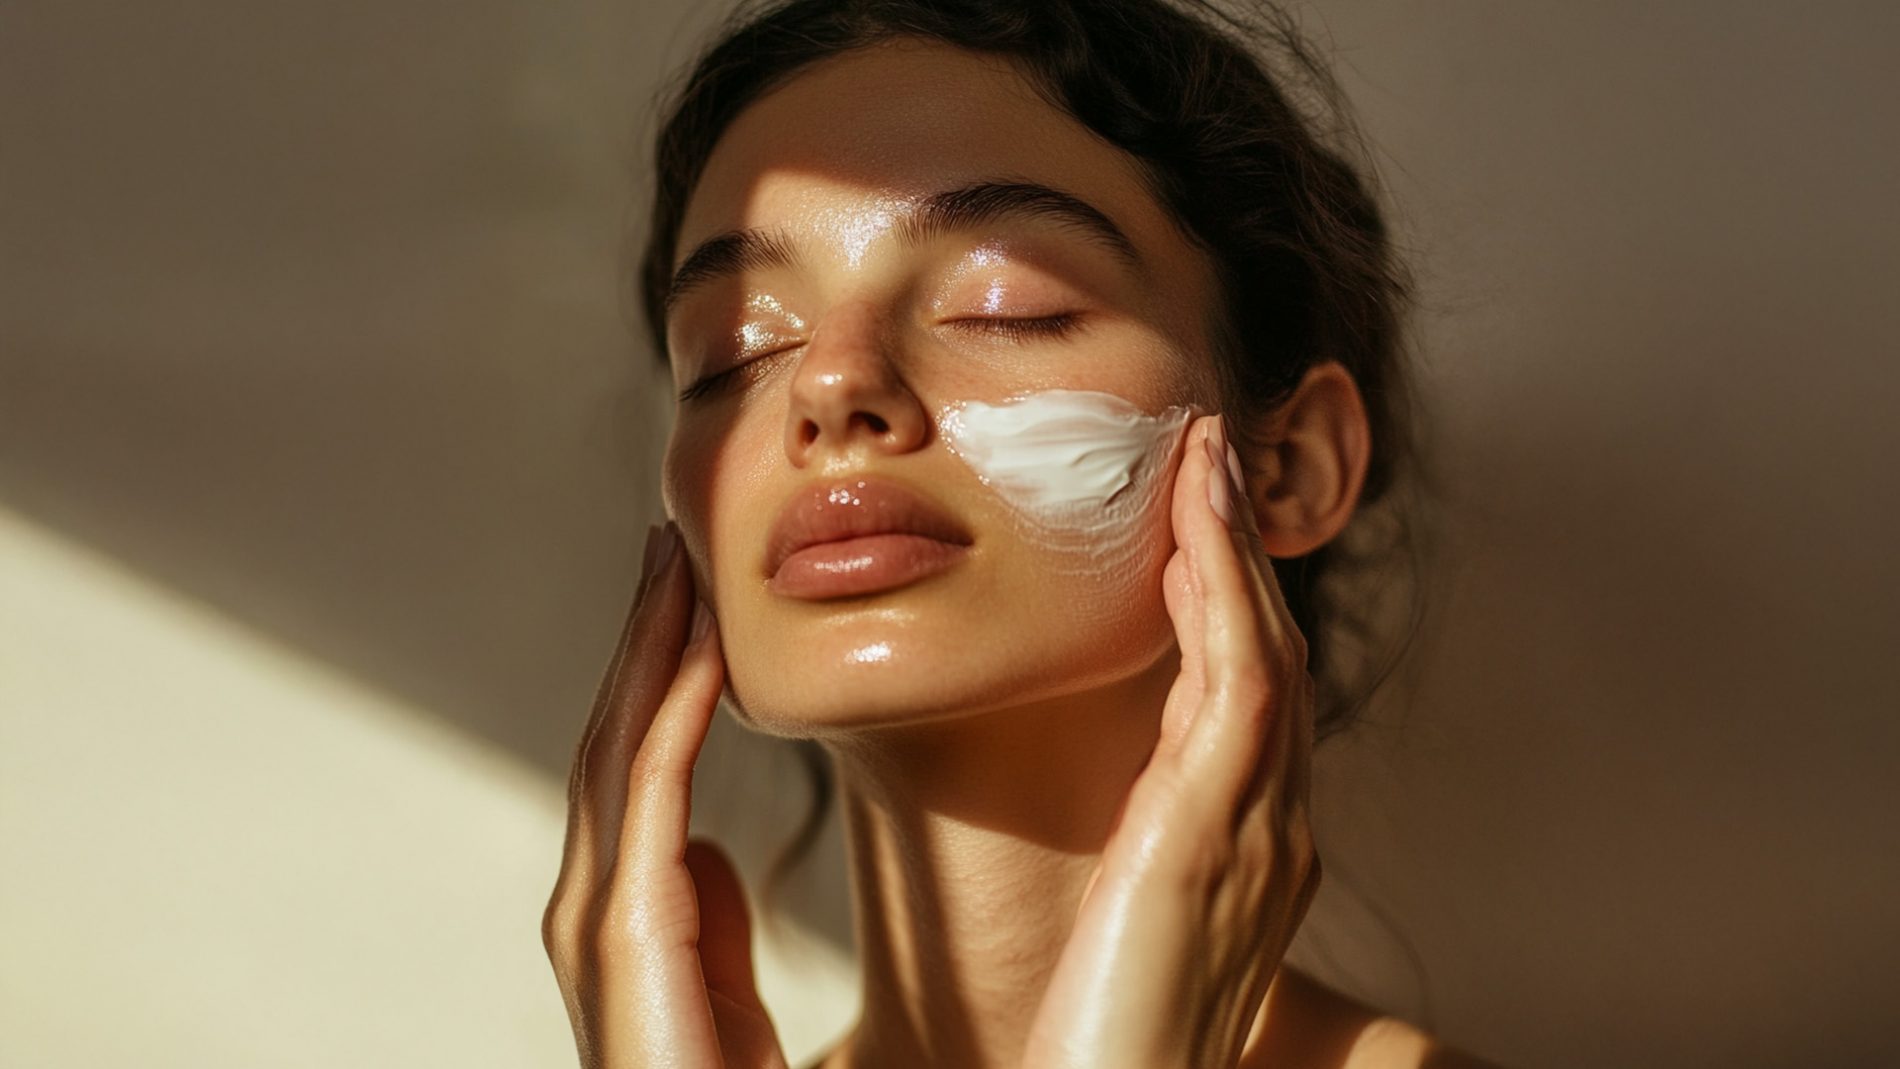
1242, 966, 1511, 1069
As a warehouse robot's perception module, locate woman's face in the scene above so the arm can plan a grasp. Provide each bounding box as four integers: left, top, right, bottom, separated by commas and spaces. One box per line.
661, 38, 1226, 737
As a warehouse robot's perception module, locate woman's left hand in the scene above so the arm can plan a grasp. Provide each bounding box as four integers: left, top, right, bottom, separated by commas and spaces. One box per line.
1021, 413, 1323, 1069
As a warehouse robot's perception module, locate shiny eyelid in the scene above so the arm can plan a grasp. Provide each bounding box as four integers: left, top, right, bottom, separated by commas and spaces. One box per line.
677, 342, 803, 403
945, 313, 1081, 335
676, 314, 1081, 403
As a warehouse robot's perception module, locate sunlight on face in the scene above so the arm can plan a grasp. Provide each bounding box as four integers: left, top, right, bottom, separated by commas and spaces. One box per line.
659, 38, 1224, 737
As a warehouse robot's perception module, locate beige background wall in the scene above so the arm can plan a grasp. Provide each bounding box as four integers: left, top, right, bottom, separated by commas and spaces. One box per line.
3, 2, 1894, 1066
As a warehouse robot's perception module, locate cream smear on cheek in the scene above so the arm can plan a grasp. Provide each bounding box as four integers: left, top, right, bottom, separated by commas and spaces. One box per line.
937, 389, 1194, 581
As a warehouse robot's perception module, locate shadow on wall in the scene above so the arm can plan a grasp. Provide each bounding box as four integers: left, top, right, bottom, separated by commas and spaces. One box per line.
0, 0, 733, 776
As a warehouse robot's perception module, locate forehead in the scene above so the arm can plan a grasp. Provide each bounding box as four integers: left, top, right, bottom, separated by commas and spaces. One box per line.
675, 38, 1191, 271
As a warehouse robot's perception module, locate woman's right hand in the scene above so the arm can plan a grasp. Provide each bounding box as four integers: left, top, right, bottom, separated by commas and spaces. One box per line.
541, 521, 790, 1068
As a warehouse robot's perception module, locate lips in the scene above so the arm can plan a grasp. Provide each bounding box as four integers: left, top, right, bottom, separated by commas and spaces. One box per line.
764, 477, 975, 599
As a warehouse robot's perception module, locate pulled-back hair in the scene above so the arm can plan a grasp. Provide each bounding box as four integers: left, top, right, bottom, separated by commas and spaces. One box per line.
638, 0, 1439, 915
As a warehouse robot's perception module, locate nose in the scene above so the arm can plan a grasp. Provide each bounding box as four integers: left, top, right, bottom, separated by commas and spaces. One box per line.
782, 301, 929, 467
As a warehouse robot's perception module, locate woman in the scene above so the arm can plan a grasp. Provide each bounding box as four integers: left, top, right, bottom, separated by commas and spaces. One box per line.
543, 0, 1497, 1065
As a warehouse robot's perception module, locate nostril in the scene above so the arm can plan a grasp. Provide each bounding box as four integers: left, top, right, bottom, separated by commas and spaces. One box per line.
794, 408, 900, 454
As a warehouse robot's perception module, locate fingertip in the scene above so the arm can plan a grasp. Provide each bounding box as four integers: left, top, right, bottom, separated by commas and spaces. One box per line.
687, 602, 727, 673
641, 523, 706, 642
1206, 450, 1236, 527
676, 606, 727, 722
1172, 413, 1222, 531
1193, 410, 1219, 438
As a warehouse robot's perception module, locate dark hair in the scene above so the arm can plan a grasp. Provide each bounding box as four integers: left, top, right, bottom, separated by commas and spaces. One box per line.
638, 0, 1439, 927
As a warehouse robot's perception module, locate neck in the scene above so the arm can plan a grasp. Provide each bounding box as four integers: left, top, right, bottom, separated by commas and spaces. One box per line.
819, 648, 1179, 1069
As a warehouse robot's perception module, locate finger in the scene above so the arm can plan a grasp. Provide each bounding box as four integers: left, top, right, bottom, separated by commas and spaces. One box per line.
1214, 425, 1317, 840
552, 523, 662, 928
1156, 415, 1212, 754
617, 599, 725, 872
1156, 547, 1204, 753
1238, 650, 1310, 829
1276, 665, 1317, 827
564, 522, 662, 816
1215, 424, 1298, 653
1178, 415, 1289, 811
1209, 425, 1321, 875
569, 522, 698, 886
580, 604, 726, 1063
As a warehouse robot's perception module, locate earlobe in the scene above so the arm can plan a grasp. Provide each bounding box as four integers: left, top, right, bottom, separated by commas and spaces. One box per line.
1240, 361, 1371, 558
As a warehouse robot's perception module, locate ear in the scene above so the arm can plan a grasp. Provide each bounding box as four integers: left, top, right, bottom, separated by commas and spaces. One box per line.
1238, 361, 1371, 558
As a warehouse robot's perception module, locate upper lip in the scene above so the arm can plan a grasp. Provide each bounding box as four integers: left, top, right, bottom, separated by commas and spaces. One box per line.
764, 476, 974, 577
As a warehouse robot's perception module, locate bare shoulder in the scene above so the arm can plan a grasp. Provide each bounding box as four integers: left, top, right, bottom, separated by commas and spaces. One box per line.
1243, 966, 1512, 1069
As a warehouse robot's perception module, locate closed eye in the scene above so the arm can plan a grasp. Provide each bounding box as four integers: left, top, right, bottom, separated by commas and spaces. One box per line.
676, 315, 1086, 403
944, 313, 1083, 340
676, 342, 802, 403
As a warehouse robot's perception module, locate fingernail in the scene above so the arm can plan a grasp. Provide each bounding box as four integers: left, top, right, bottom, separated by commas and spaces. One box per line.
689, 599, 714, 643
1224, 441, 1246, 497
1204, 417, 1236, 526
1206, 458, 1235, 528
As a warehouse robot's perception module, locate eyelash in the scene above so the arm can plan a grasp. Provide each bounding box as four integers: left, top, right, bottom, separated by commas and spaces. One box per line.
953, 313, 1081, 341
675, 314, 1084, 403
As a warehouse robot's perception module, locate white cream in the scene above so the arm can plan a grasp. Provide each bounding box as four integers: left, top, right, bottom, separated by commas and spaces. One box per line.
937, 389, 1195, 576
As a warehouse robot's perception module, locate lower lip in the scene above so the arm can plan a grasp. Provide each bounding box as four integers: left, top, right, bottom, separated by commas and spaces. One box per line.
770, 533, 970, 600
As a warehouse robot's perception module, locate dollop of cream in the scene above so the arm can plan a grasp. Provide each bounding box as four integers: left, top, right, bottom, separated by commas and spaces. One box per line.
938, 389, 1194, 576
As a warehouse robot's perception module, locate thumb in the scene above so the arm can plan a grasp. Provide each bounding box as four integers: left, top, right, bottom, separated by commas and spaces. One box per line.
684, 837, 767, 1012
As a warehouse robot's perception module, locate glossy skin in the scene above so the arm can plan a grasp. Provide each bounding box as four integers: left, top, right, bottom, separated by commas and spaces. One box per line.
657, 42, 1222, 739
543, 37, 1501, 1069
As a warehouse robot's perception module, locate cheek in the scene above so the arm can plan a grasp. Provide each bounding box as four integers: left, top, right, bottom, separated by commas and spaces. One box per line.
987, 471, 1181, 698
939, 387, 1193, 600
659, 426, 727, 599
1051, 438, 1185, 658
663, 419, 780, 608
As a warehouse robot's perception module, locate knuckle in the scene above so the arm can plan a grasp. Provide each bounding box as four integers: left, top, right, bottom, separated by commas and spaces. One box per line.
1228, 832, 1271, 896
1283, 802, 1316, 852
1217, 667, 1274, 723
542, 894, 583, 958
1173, 832, 1236, 896
1299, 852, 1325, 909
1286, 822, 1315, 865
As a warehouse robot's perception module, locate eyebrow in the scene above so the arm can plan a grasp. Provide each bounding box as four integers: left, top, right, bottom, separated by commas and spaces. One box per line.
662, 179, 1144, 316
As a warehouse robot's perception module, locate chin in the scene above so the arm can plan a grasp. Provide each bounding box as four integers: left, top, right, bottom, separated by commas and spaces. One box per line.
719, 597, 1178, 740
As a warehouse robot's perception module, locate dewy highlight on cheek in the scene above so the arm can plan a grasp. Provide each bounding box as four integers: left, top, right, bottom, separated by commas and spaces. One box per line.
937, 389, 1193, 578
